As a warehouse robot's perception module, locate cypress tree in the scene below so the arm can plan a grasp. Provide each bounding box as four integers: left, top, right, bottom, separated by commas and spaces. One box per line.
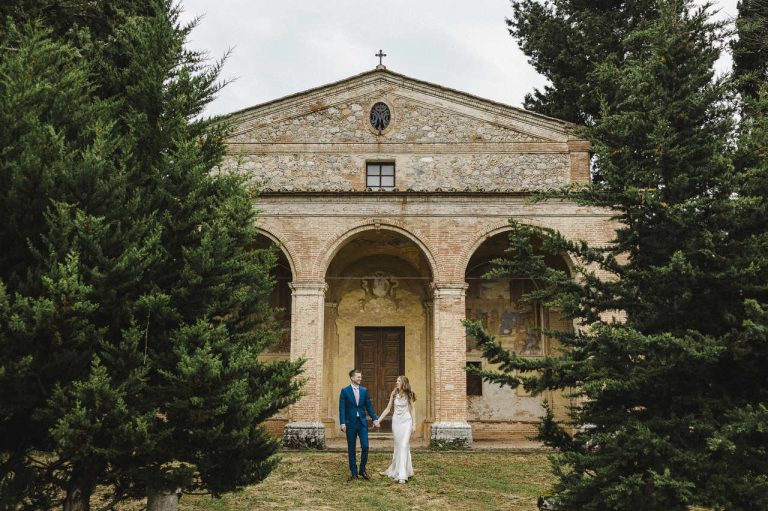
716, 2, 768, 503
0, 22, 128, 510
0, 2, 303, 510
469, 1, 768, 509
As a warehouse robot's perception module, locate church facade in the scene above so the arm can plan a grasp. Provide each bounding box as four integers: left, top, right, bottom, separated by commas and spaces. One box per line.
222, 67, 613, 448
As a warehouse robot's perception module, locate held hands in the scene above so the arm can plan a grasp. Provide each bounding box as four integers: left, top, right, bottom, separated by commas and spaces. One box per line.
373, 419, 381, 428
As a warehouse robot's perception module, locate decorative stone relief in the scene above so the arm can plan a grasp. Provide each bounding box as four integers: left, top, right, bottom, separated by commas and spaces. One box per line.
359, 271, 400, 310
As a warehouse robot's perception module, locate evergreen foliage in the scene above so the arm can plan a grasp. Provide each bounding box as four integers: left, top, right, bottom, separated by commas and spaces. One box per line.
507, 0, 657, 125
0, 2, 303, 510
468, 1, 768, 509
733, 0, 768, 197
732, 0, 768, 103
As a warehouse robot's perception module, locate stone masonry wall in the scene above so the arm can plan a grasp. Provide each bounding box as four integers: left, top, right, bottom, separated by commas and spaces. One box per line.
230, 93, 545, 145
229, 152, 570, 192
223, 74, 586, 193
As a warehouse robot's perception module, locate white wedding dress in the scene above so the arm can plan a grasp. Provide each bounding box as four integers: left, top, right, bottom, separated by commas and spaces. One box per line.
384, 394, 414, 482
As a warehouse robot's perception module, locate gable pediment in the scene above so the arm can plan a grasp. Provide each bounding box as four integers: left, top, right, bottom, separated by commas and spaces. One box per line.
226, 69, 574, 145
222, 69, 590, 193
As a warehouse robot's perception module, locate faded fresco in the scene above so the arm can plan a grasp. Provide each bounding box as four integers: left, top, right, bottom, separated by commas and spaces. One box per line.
465, 278, 543, 357
465, 277, 548, 423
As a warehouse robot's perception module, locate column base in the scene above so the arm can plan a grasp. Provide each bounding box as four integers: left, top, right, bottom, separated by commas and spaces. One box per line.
283, 421, 326, 450
430, 421, 473, 449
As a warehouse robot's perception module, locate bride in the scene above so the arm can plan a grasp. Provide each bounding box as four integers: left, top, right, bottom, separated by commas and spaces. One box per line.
374, 375, 416, 484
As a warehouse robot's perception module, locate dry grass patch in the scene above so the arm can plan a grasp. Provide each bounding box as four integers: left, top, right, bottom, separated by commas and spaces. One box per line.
166, 451, 554, 511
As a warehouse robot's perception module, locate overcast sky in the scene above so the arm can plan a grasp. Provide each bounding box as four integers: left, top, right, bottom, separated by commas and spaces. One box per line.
178, 0, 740, 117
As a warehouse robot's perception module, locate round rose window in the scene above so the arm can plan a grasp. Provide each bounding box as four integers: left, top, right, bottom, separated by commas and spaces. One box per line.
370, 102, 391, 132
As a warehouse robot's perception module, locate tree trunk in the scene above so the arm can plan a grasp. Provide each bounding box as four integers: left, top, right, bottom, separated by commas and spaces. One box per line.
146, 487, 181, 511
63, 467, 94, 511
63, 484, 91, 511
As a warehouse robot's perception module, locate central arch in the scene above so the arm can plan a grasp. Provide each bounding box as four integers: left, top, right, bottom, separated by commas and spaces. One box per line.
315, 221, 439, 281
320, 225, 435, 438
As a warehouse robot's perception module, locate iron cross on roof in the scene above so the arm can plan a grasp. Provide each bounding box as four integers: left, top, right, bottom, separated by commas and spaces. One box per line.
375, 49, 387, 68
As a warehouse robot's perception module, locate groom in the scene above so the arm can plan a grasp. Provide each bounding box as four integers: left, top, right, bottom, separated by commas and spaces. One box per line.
339, 368, 378, 481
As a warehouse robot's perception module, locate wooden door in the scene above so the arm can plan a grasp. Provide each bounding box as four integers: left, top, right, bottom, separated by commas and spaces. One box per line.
355, 327, 405, 432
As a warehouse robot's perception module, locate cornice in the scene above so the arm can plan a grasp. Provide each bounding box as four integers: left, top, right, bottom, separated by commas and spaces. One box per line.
255, 190, 538, 197
226, 141, 571, 155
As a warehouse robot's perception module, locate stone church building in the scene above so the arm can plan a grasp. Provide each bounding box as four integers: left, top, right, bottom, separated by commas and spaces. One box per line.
222, 65, 613, 448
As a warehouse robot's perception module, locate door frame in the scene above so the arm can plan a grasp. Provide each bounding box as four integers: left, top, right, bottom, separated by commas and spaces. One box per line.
354, 326, 405, 430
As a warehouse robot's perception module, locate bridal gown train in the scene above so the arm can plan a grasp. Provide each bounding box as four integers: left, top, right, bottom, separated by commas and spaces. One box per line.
384, 394, 414, 482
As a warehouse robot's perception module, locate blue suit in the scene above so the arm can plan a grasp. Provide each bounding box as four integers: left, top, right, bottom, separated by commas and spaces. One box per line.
339, 384, 378, 476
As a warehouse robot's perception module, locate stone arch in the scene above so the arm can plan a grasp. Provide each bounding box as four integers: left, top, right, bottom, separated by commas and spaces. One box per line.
256, 227, 298, 277
254, 228, 296, 355
320, 220, 437, 438
463, 221, 577, 433
459, 220, 575, 278
315, 220, 439, 280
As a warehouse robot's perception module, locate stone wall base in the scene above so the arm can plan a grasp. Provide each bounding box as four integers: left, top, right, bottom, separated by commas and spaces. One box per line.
469, 420, 539, 441
283, 421, 326, 449
430, 421, 472, 449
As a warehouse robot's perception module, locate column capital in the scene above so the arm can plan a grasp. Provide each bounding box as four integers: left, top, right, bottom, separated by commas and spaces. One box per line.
289, 281, 328, 296
430, 282, 468, 298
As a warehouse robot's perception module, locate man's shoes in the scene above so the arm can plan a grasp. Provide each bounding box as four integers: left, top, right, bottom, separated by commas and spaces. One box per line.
359, 471, 371, 480
347, 474, 358, 481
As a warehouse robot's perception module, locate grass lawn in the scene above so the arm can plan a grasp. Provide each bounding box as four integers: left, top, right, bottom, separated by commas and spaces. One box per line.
169, 451, 554, 511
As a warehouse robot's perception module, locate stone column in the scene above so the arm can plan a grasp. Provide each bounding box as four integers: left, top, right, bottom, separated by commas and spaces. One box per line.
423, 300, 434, 425
323, 301, 339, 424
283, 281, 327, 449
430, 283, 473, 448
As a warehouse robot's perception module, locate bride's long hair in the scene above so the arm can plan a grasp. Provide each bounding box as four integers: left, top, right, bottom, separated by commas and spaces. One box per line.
396, 375, 416, 403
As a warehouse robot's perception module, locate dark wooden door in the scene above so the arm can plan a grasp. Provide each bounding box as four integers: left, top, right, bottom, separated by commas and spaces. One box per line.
355, 327, 405, 432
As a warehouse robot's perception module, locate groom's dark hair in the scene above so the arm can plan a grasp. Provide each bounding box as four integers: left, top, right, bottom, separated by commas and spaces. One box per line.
349, 368, 361, 378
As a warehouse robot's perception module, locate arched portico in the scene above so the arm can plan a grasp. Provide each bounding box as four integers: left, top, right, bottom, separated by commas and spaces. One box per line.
256, 228, 298, 277
460, 222, 577, 279
253, 233, 295, 435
